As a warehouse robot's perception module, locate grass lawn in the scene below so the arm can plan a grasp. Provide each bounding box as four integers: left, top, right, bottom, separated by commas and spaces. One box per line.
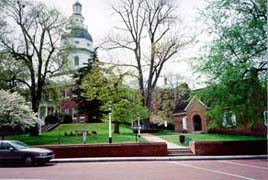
6, 123, 147, 145
154, 130, 266, 146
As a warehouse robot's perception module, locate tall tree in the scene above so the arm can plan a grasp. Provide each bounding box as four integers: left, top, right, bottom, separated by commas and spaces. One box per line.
196, 0, 267, 128
0, 0, 70, 115
0, 90, 37, 139
105, 0, 192, 121
151, 88, 175, 125
72, 48, 103, 122
82, 63, 148, 133
151, 83, 190, 125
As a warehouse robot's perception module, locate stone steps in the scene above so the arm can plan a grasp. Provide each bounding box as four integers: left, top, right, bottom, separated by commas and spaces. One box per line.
168, 148, 194, 156
41, 123, 59, 132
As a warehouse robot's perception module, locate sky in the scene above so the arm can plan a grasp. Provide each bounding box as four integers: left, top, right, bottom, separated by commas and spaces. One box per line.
39, 0, 209, 89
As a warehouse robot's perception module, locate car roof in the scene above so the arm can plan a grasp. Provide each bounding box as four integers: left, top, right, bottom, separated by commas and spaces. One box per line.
0, 140, 21, 143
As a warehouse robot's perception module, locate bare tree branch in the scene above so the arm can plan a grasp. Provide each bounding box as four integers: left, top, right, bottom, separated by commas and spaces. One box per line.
106, 0, 192, 118
0, 0, 68, 114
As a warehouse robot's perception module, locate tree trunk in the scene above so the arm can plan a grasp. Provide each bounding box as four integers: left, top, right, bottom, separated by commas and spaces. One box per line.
29, 91, 40, 136
0, 127, 4, 140
114, 121, 120, 134
143, 87, 154, 129
29, 81, 44, 136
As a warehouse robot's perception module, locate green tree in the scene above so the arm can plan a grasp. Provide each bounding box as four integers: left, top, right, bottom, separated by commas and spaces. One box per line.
151, 88, 176, 126
151, 83, 190, 126
196, 0, 267, 128
82, 63, 148, 134
72, 48, 103, 122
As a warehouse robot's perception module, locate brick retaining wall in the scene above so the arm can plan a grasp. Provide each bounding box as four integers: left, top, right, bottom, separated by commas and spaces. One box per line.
37, 142, 167, 158
208, 124, 267, 137
189, 140, 267, 155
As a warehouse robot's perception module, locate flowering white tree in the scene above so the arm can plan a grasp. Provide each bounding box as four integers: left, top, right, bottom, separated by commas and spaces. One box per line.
0, 90, 38, 139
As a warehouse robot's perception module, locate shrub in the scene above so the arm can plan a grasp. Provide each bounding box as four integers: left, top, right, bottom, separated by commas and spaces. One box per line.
182, 129, 188, 133
179, 135, 185, 144
45, 115, 58, 124
61, 114, 73, 124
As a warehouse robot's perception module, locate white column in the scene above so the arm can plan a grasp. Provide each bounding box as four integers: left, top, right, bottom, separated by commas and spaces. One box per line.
45, 106, 48, 118
108, 103, 112, 143
109, 111, 112, 143
137, 113, 141, 138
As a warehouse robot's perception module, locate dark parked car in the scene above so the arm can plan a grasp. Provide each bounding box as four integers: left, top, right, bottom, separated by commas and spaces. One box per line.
0, 140, 54, 166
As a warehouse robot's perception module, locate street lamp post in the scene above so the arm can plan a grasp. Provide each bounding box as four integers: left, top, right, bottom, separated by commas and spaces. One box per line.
108, 102, 112, 143
137, 112, 141, 139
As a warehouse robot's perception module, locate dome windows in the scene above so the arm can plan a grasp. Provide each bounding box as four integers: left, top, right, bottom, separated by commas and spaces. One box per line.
74, 56, 79, 66
73, 2, 82, 15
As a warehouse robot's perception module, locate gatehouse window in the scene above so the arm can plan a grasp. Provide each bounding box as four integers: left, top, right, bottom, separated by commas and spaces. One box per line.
182, 116, 187, 130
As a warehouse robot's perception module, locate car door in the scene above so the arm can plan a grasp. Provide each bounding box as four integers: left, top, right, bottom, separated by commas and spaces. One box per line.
0, 142, 21, 163
0, 142, 4, 163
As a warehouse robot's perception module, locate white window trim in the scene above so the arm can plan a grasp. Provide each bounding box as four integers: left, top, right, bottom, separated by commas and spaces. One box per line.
222, 111, 236, 127
182, 116, 187, 130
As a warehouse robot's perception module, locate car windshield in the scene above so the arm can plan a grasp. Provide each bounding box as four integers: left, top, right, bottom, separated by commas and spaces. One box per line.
10, 141, 30, 149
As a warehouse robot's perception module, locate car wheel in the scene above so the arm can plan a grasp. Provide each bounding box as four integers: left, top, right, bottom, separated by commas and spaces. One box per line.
37, 161, 46, 166
24, 156, 34, 166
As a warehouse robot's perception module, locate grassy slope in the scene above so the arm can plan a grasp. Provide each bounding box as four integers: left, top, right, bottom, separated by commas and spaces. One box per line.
154, 130, 266, 146
6, 123, 146, 145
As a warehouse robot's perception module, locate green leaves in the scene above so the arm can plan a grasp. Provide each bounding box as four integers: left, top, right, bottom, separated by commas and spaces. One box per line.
196, 0, 267, 128
82, 62, 148, 124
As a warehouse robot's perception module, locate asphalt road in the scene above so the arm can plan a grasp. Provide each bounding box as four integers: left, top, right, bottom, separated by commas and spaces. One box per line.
0, 159, 267, 180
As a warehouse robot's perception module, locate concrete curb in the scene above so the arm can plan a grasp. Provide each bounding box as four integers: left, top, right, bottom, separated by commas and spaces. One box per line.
51, 154, 268, 163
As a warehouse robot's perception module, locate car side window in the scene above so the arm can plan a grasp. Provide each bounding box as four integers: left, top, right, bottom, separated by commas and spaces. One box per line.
0, 142, 4, 150
0, 142, 12, 150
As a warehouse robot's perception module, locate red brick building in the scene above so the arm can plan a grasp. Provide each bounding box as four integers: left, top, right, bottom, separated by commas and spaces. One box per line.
173, 95, 267, 136
173, 96, 209, 133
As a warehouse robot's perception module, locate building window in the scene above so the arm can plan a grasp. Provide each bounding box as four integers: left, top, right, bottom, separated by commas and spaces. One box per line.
87, 43, 90, 46
48, 107, 54, 115
48, 92, 53, 101
74, 56, 79, 66
64, 88, 68, 98
222, 111, 237, 128
73, 108, 79, 119
182, 116, 187, 130
75, 41, 79, 44
65, 108, 69, 114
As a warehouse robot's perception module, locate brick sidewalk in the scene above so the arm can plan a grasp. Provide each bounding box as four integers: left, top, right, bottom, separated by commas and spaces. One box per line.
141, 133, 187, 149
